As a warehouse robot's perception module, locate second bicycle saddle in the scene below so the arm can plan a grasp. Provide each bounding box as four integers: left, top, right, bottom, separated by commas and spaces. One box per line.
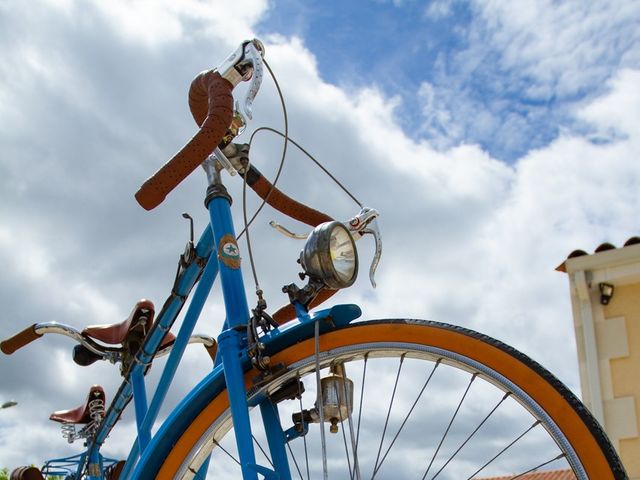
49, 384, 105, 424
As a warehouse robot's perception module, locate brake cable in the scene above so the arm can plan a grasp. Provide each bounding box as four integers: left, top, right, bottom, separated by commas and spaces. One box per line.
238, 56, 368, 371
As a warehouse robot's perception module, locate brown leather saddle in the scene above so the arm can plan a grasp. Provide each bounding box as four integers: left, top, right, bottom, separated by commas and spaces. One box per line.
75, 299, 175, 372
49, 384, 105, 424
82, 299, 175, 346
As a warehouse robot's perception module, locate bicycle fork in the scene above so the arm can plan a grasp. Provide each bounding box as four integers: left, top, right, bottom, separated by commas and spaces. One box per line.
206, 175, 291, 480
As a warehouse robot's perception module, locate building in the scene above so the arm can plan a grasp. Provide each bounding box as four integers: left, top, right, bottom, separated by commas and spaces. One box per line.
479, 469, 575, 480
557, 236, 640, 479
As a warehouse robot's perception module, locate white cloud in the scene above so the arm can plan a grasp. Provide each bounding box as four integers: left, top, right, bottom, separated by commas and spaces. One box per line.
414, 0, 640, 159
475, 0, 640, 99
579, 69, 640, 138
425, 0, 456, 20
82, 0, 268, 47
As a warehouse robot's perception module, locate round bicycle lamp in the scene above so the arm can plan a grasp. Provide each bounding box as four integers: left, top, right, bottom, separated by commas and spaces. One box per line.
300, 221, 358, 289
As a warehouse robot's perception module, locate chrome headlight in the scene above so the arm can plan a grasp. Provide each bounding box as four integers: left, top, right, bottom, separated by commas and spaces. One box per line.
300, 221, 358, 289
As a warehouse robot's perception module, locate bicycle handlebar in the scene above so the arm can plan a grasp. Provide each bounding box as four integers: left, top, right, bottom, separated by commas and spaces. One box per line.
242, 163, 334, 227
135, 39, 334, 230
135, 39, 265, 210
133, 39, 363, 321
0, 324, 42, 355
135, 71, 234, 210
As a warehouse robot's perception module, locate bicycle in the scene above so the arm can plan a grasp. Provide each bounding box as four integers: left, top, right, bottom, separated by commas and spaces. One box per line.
1, 38, 628, 480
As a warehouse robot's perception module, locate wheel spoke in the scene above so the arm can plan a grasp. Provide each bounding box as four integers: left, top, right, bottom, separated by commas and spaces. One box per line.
421, 373, 477, 480
297, 371, 311, 480
211, 438, 240, 466
314, 320, 329, 479
338, 405, 355, 479
252, 433, 274, 468
337, 363, 361, 480
353, 352, 368, 472
510, 453, 566, 479
373, 359, 442, 477
371, 354, 405, 479
431, 392, 512, 480
285, 438, 305, 480
467, 420, 542, 479
188, 466, 207, 480
260, 382, 305, 480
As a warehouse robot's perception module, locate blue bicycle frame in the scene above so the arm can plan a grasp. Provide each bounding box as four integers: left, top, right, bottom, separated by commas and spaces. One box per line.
75, 169, 359, 480
11, 159, 361, 479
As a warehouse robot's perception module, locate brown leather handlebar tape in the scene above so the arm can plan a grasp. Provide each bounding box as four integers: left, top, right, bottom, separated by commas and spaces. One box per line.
244, 165, 334, 228
135, 70, 233, 210
188, 70, 215, 127
1, 324, 42, 355
272, 288, 339, 325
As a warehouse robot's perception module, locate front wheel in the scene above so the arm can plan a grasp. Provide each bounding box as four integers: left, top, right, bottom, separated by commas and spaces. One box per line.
140, 319, 627, 479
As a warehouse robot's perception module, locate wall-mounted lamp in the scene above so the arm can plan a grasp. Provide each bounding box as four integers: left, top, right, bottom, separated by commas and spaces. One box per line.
599, 283, 614, 305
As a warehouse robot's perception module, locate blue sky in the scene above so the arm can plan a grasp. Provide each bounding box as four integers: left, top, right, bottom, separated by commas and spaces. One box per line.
259, 0, 639, 161
0, 0, 639, 473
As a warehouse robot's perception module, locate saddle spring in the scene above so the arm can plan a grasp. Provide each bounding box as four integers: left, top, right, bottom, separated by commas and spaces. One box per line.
81, 397, 106, 439
88, 397, 105, 423
61, 423, 77, 443
59, 397, 105, 443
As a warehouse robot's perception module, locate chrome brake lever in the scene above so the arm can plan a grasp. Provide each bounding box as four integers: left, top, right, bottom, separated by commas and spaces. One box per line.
217, 39, 265, 120
241, 40, 264, 120
269, 221, 309, 240
211, 147, 237, 176
346, 207, 382, 288
363, 219, 382, 288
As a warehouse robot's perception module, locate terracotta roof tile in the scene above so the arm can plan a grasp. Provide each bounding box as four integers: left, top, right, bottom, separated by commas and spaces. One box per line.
556, 235, 640, 272
478, 468, 575, 479
567, 249, 588, 259
594, 242, 616, 253
624, 236, 640, 247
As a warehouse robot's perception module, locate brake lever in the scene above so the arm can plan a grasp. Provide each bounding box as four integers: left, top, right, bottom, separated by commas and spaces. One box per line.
217, 39, 265, 120
362, 220, 382, 288
241, 41, 264, 120
346, 208, 382, 288
211, 147, 237, 176
207, 140, 250, 177
269, 221, 308, 240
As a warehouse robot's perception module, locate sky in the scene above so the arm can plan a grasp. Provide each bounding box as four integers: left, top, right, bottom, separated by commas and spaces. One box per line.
0, 0, 639, 474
